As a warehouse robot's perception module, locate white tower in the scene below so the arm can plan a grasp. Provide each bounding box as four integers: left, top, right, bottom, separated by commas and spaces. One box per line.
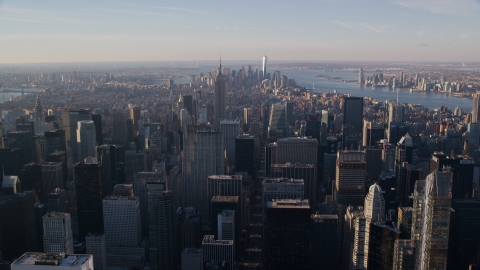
43, 212, 74, 254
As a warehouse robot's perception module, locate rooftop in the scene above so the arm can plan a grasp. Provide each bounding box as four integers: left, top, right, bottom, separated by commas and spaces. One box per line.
12, 253, 92, 267
263, 178, 304, 184
267, 199, 310, 209
202, 235, 233, 245
211, 196, 239, 203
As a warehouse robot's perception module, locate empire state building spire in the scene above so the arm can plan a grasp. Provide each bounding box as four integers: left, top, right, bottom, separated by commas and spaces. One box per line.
214, 56, 226, 129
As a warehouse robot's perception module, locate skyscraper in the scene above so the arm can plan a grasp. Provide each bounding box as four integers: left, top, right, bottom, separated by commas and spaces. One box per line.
76, 120, 96, 161
416, 170, 453, 270
129, 105, 141, 131
61, 109, 91, 162
335, 151, 366, 206
359, 68, 364, 84
430, 152, 474, 200
103, 189, 143, 268
214, 62, 226, 129
220, 120, 241, 168
112, 113, 127, 145
44, 129, 66, 154
86, 233, 107, 270
75, 158, 105, 241
46, 188, 66, 213
92, 114, 103, 145
201, 235, 234, 270
0, 191, 38, 261
343, 97, 364, 134
310, 214, 339, 269
472, 92, 480, 123
264, 199, 311, 270
156, 191, 178, 270
43, 212, 74, 254
262, 50, 267, 80
363, 184, 386, 269
182, 129, 224, 222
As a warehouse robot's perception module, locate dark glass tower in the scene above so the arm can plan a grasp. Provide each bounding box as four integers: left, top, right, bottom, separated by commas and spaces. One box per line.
367, 222, 401, 270
264, 199, 311, 270
74, 159, 105, 241
44, 129, 66, 154
0, 191, 38, 260
310, 214, 339, 269
234, 135, 255, 177
61, 109, 91, 162
18, 163, 43, 202
92, 114, 103, 146
430, 153, 474, 200
156, 191, 177, 270
343, 97, 364, 134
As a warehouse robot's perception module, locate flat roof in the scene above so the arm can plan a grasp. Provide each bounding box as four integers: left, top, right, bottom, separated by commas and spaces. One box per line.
12, 253, 92, 267
267, 199, 310, 209
211, 196, 239, 203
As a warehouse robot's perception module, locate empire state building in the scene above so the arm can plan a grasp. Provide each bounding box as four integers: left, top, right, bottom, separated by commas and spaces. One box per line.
214, 61, 226, 129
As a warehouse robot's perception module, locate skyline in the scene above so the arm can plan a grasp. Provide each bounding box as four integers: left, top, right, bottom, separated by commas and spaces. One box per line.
1, 0, 480, 64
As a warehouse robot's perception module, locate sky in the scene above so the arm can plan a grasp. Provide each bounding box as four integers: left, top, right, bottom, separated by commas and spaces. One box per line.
0, 0, 479, 63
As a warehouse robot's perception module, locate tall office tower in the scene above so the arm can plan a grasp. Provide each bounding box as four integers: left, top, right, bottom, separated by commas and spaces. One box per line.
202, 235, 234, 270
41, 162, 64, 191
363, 121, 385, 146
359, 68, 364, 84
378, 171, 396, 214
86, 233, 107, 270
76, 120, 96, 161
265, 199, 311, 270
46, 188, 66, 212
218, 210, 235, 240
0, 191, 38, 260
96, 144, 116, 188
181, 248, 203, 270
321, 110, 334, 143
210, 196, 240, 243
343, 206, 366, 270
393, 239, 416, 270
416, 170, 453, 270
18, 163, 43, 202
133, 171, 166, 237
156, 191, 178, 270
220, 120, 241, 168
43, 212, 74, 254
398, 163, 424, 206
124, 143, 147, 183
394, 133, 417, 175
448, 199, 480, 269
34, 202, 47, 252
343, 97, 364, 134
335, 151, 366, 206
130, 105, 141, 131
310, 214, 339, 269
182, 129, 224, 222
397, 206, 413, 239
183, 95, 195, 117
178, 207, 202, 249
243, 108, 251, 132
62, 109, 91, 162
430, 152, 474, 200
207, 175, 243, 201
275, 137, 318, 204
388, 102, 405, 124
103, 191, 143, 268
411, 180, 425, 242
5, 131, 33, 166
234, 134, 255, 176
74, 158, 105, 241
92, 114, 103, 145
269, 103, 288, 138
364, 148, 382, 182
363, 184, 386, 269
261, 178, 304, 235
262, 51, 267, 80
472, 92, 480, 123
0, 148, 21, 175
366, 222, 401, 270
11, 253, 93, 270
305, 112, 321, 141
44, 129, 66, 154
112, 113, 127, 145
364, 184, 385, 222
214, 64, 227, 129
146, 173, 167, 264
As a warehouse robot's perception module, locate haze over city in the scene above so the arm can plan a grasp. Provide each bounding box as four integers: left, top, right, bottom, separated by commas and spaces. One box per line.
1, 0, 480, 63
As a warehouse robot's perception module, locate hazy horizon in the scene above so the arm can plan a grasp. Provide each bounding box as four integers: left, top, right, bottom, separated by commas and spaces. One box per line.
1, 0, 480, 63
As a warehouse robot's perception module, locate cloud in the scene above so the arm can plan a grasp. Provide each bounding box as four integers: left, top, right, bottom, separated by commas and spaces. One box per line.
331, 20, 353, 29
391, 0, 480, 15
460, 32, 475, 39
121, 3, 209, 15
360, 24, 389, 33
416, 30, 425, 36
420, 44, 428, 47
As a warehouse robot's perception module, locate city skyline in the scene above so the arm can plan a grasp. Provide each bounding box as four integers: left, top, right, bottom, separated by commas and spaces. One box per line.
1, 0, 480, 63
